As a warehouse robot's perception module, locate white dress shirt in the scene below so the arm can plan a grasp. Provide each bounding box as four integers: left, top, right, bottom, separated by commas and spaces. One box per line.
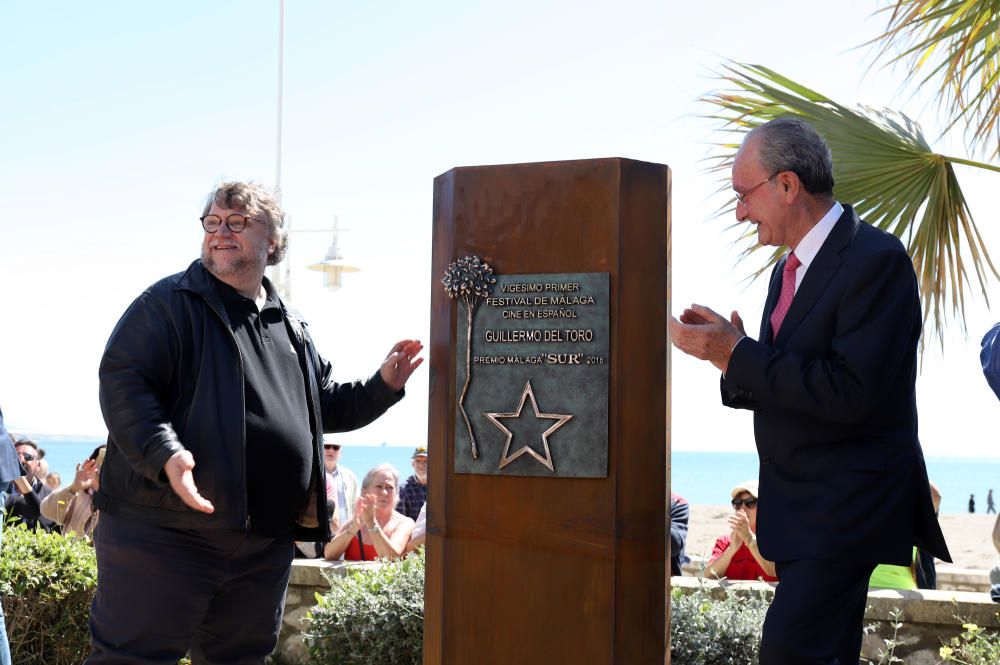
727, 201, 844, 364
788, 201, 843, 292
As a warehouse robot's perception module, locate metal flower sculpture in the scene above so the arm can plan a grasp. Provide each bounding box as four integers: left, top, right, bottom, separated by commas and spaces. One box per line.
443, 255, 496, 459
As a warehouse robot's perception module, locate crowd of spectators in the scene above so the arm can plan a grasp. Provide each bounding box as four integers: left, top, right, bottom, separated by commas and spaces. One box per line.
282, 440, 431, 562
1, 435, 108, 540
40, 446, 105, 540
671, 478, 947, 593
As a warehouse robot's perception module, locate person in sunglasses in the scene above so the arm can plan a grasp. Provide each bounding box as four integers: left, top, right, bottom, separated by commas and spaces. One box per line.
705, 480, 776, 582
323, 438, 359, 526
4, 438, 56, 532
89, 181, 423, 664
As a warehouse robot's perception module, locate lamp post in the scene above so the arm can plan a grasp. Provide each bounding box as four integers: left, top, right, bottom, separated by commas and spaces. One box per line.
307, 216, 360, 290
269, 0, 288, 295
275, 0, 284, 203
273, 218, 361, 302
267, 1, 359, 301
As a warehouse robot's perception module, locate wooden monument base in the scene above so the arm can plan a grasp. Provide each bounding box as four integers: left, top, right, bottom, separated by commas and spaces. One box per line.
425, 158, 671, 663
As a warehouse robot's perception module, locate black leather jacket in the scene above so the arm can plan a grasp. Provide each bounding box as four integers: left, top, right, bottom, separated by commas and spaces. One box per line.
95, 260, 401, 541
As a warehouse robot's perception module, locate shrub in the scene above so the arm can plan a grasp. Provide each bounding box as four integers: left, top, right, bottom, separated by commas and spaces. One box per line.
305, 550, 424, 665
0, 520, 98, 665
862, 608, 905, 665
938, 621, 1000, 664
670, 583, 769, 665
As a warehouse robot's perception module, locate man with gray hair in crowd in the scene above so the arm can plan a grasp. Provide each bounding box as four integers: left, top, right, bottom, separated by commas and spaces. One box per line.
89, 181, 423, 663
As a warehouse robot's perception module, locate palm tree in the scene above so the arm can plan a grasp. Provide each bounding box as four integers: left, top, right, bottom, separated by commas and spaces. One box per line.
700, 1, 1000, 344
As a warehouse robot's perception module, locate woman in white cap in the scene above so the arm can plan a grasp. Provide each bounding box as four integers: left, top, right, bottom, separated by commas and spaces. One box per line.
705, 479, 777, 582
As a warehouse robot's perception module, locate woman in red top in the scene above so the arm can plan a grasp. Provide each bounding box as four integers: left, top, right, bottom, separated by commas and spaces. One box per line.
325, 463, 415, 562
705, 479, 777, 582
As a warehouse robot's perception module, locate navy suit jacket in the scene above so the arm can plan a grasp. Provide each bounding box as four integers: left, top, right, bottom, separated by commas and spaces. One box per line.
721, 205, 950, 566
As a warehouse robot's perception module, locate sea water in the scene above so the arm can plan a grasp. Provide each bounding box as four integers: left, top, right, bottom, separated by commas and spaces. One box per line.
669, 450, 1000, 515
20, 438, 1000, 515
29, 437, 420, 494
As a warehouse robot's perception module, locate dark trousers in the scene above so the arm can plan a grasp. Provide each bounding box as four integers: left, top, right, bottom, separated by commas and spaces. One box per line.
86, 512, 295, 665
759, 559, 877, 665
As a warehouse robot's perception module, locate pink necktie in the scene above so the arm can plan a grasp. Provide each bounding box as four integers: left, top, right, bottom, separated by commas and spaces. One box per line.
769, 252, 801, 337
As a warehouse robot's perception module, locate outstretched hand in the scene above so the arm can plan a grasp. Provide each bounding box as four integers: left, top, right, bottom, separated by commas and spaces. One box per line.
379, 339, 424, 392
164, 450, 214, 514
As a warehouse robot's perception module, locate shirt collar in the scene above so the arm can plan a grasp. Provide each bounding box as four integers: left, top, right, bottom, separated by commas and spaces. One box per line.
791, 201, 842, 270
213, 273, 279, 310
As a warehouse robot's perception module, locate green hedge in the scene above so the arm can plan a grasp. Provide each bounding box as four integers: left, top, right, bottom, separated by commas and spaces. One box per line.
0, 521, 98, 665
305, 550, 424, 665
670, 584, 769, 665
305, 552, 774, 665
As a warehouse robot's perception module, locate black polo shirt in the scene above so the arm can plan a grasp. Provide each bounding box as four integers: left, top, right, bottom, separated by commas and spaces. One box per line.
216, 277, 313, 538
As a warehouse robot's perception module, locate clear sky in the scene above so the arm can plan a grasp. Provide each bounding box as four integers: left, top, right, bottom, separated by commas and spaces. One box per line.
3, 1, 999, 456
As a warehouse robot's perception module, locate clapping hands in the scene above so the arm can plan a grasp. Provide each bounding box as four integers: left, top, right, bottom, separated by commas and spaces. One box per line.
728, 511, 753, 547
358, 493, 378, 527
70, 458, 99, 493
669, 304, 746, 373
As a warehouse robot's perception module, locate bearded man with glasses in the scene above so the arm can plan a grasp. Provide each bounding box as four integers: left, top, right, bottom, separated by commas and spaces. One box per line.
89, 181, 423, 663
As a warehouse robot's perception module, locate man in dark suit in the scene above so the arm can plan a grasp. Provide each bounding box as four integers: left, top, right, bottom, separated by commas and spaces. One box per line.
670, 117, 950, 664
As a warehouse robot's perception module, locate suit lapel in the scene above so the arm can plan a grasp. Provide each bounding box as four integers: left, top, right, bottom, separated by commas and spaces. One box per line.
772, 205, 860, 347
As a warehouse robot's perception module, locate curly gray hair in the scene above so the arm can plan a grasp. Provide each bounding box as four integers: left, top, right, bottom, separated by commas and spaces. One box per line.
202, 181, 288, 265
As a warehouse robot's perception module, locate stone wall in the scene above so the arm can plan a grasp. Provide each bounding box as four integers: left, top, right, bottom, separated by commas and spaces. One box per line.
934, 565, 991, 592
274, 559, 382, 662
671, 576, 1000, 665
683, 557, 989, 593
277, 559, 999, 663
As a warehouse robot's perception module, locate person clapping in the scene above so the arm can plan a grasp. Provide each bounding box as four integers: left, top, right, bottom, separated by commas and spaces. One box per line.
40, 446, 105, 541
324, 464, 414, 562
704, 480, 777, 582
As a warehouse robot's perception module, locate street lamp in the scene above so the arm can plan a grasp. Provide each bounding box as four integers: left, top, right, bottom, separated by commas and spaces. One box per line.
307, 216, 360, 291
272, 217, 361, 301
269, 1, 359, 299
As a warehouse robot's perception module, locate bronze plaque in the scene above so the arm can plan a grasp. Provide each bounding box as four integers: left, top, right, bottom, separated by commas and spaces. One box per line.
453, 271, 609, 477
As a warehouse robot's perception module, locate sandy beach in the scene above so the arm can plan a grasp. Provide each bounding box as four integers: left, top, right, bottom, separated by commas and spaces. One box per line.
686, 504, 999, 571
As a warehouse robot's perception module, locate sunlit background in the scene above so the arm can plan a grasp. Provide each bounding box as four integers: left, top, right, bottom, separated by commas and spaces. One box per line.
3, 0, 999, 469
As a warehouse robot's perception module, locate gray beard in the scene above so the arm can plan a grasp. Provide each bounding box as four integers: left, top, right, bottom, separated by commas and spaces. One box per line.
201, 246, 267, 281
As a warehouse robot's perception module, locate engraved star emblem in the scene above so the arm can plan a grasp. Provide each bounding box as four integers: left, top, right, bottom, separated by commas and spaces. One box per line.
485, 380, 573, 472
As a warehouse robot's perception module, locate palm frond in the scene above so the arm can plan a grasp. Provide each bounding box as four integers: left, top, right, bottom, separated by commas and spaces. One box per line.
870, 0, 1000, 159
699, 62, 1000, 344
